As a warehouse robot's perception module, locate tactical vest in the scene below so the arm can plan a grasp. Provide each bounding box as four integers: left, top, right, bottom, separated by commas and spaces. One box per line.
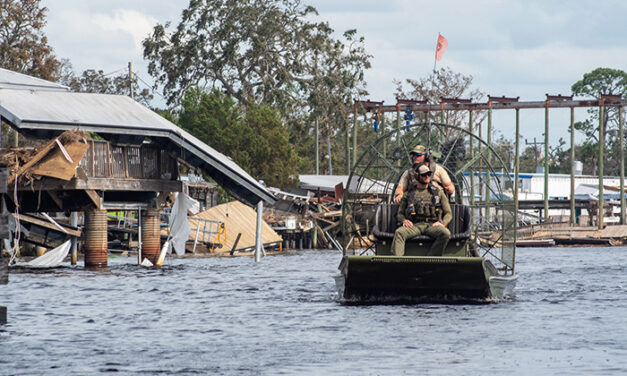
406, 184, 442, 222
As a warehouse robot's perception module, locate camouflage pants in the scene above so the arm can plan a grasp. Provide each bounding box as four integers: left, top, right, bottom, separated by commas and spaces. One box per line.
390, 222, 451, 256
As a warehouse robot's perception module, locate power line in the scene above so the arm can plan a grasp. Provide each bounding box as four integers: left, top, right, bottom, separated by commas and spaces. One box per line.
134, 73, 166, 101
102, 68, 125, 77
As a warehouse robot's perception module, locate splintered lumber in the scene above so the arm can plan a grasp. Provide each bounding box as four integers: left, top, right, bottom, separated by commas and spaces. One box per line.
230, 233, 242, 255
315, 225, 329, 247
322, 221, 339, 232
320, 210, 342, 218
189, 201, 282, 253
8, 130, 91, 184
8, 140, 57, 185
16, 213, 82, 238
31, 141, 89, 181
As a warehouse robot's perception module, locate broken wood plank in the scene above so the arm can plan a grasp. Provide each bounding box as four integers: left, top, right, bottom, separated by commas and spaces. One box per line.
22, 178, 183, 193
84, 190, 102, 209
8, 138, 58, 185
47, 191, 64, 210
315, 225, 329, 246
322, 221, 339, 233
230, 233, 242, 255
321, 210, 342, 218
16, 213, 81, 237
41, 212, 69, 234
31, 141, 89, 181
75, 166, 88, 180
313, 216, 336, 226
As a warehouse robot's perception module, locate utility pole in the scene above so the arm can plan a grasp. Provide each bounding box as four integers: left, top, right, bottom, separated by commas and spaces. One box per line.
620, 104, 625, 224
469, 110, 475, 220
596, 94, 620, 229
525, 137, 544, 172
570, 106, 576, 226
598, 99, 605, 229
327, 134, 333, 175
128, 62, 134, 100
315, 118, 319, 175
544, 97, 549, 222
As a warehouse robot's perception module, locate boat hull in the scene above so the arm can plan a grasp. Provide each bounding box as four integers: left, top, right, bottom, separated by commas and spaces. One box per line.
336, 255, 516, 303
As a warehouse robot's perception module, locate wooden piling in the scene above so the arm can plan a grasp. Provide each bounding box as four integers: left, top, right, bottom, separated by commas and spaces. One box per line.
1, 260, 7, 324
0, 260, 7, 285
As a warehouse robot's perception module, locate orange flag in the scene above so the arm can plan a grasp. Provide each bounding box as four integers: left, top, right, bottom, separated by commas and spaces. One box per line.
435, 33, 448, 61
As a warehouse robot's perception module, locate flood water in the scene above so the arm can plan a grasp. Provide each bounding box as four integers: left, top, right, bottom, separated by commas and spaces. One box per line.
1, 247, 627, 375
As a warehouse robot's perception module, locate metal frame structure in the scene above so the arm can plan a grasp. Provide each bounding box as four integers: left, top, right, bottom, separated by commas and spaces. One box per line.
345, 95, 627, 227
342, 121, 517, 276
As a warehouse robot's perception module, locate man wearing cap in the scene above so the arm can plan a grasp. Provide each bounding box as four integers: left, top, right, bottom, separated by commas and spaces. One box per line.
391, 164, 452, 256
393, 145, 454, 203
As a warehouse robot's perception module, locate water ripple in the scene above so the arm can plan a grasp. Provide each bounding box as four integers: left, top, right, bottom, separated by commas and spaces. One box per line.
2, 248, 627, 375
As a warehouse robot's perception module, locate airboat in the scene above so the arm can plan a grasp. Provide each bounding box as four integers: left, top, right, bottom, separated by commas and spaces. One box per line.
336, 121, 518, 303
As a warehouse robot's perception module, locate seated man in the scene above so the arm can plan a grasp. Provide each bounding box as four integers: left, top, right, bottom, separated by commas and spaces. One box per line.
391, 164, 452, 256
393, 144, 454, 203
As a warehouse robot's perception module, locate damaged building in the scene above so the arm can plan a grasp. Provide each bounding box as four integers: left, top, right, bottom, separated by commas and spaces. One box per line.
0, 68, 277, 266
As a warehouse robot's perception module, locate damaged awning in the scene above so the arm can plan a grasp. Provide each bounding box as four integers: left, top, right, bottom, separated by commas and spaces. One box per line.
0, 88, 275, 206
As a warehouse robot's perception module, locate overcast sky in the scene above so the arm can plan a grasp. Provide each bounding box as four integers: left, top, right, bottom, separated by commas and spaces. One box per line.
41, 0, 627, 145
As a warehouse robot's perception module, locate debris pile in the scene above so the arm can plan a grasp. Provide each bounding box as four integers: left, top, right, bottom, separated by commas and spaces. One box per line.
1, 130, 91, 186
264, 186, 380, 250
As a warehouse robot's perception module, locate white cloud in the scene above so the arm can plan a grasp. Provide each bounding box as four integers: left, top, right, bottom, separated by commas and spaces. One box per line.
39, 0, 627, 134
91, 10, 157, 52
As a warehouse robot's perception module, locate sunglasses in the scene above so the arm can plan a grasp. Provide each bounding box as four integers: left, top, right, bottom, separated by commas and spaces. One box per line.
419, 172, 432, 177
411, 153, 423, 157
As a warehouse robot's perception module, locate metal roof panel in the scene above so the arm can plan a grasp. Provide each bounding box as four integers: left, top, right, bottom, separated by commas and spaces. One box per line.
0, 68, 70, 91
0, 88, 275, 205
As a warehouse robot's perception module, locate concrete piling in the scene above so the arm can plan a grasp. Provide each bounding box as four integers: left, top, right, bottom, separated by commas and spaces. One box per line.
84, 209, 108, 267
140, 209, 161, 265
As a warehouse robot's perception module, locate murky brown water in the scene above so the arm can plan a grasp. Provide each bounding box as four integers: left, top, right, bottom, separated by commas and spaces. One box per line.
1, 247, 627, 375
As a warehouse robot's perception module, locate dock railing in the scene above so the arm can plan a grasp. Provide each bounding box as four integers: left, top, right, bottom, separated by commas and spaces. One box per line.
188, 217, 225, 253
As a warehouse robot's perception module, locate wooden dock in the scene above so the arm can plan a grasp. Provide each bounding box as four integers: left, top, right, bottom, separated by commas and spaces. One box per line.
518, 223, 627, 246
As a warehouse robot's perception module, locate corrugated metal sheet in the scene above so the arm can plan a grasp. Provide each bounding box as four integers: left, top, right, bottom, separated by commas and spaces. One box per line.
299, 174, 391, 195
0, 68, 69, 91
0, 88, 275, 206
299, 174, 350, 191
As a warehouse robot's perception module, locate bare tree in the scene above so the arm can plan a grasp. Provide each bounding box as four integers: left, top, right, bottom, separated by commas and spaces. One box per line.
395, 67, 486, 138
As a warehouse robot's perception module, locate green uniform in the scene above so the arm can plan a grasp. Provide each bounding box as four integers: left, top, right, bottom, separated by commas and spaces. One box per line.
391, 184, 452, 256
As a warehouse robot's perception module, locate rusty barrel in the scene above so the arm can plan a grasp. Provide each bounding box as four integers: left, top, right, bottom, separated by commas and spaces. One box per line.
141, 209, 161, 265
84, 209, 108, 267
